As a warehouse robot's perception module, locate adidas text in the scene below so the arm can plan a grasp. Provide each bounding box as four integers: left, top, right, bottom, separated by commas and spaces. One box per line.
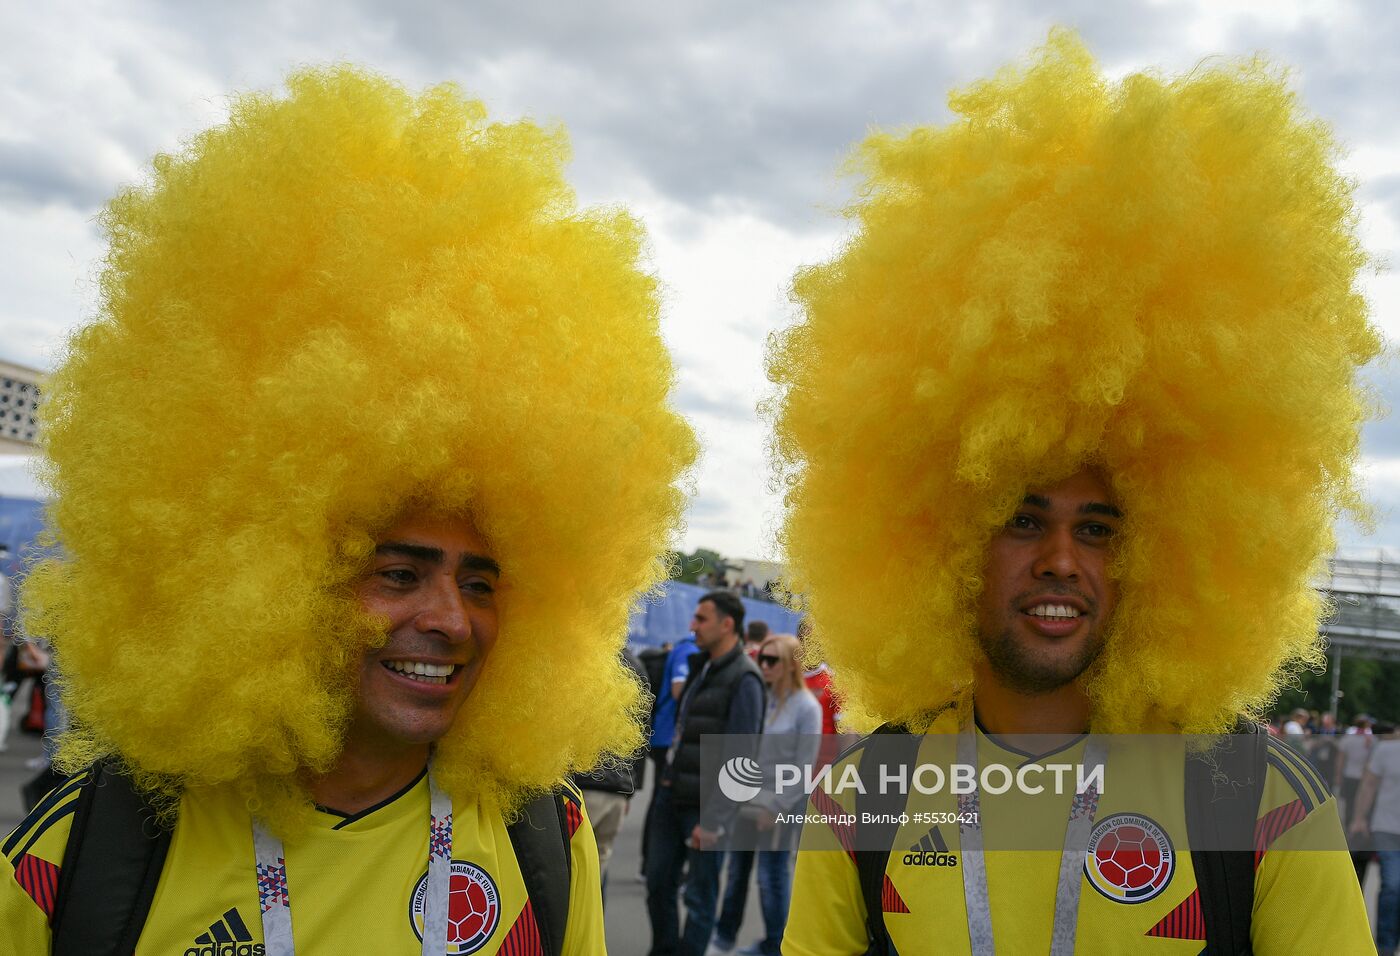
902, 850, 958, 867
184, 946, 264, 956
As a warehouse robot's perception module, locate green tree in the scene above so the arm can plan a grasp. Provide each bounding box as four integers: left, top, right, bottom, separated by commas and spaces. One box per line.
669, 548, 726, 584
1275, 652, 1400, 723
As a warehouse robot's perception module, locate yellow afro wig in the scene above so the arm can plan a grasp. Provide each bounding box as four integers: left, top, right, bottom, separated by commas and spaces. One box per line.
766, 31, 1382, 736
25, 66, 697, 816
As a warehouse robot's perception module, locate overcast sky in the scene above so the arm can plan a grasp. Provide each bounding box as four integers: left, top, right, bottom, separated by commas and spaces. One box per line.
3, 0, 1398, 559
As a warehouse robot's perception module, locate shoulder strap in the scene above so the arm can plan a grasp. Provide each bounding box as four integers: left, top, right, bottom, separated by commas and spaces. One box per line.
854, 723, 919, 956
1185, 721, 1268, 956
507, 788, 574, 956
51, 762, 173, 956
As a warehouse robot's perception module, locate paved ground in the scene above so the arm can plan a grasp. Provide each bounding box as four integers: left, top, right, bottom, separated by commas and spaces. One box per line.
1, 708, 47, 835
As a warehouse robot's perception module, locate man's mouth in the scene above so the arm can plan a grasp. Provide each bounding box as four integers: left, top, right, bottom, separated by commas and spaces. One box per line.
381, 660, 462, 685
1023, 604, 1082, 620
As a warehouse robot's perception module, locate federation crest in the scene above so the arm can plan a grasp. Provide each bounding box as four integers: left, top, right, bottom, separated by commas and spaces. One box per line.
1084, 813, 1175, 904
409, 860, 501, 954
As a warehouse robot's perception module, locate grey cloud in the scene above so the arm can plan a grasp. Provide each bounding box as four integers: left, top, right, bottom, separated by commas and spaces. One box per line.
674, 380, 755, 422
79, 0, 1385, 233
687, 494, 736, 521
1363, 175, 1400, 226
0, 140, 112, 210
1220, 4, 1400, 147
1363, 370, 1400, 459
327, 0, 1192, 229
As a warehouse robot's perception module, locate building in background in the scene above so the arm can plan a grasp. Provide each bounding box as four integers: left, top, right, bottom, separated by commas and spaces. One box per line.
0, 359, 41, 453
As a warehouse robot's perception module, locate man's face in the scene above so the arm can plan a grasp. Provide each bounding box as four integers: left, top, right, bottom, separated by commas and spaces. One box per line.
976, 468, 1121, 695
350, 511, 500, 751
691, 599, 733, 653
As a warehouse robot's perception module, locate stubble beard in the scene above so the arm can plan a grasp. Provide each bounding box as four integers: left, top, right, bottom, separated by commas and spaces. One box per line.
978, 622, 1108, 696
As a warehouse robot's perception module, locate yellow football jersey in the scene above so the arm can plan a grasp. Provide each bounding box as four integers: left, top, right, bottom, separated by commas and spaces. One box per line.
783, 729, 1371, 955
2, 770, 603, 955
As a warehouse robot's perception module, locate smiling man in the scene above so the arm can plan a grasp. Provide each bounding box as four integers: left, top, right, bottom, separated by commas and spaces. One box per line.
1, 67, 696, 955
971, 470, 1120, 737
316, 514, 502, 816
768, 33, 1379, 955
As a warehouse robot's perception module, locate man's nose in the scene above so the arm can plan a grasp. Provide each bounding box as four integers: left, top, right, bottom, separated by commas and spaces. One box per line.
1032, 526, 1081, 581
414, 577, 471, 642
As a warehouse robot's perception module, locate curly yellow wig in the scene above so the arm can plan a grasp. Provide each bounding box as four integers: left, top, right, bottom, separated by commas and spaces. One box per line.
24, 66, 697, 817
767, 31, 1382, 736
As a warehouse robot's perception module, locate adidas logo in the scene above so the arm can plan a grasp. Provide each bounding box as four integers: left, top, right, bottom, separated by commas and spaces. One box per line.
902, 825, 958, 867
183, 907, 265, 956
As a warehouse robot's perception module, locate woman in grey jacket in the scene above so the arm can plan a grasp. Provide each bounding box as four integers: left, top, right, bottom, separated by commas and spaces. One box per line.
710, 634, 822, 955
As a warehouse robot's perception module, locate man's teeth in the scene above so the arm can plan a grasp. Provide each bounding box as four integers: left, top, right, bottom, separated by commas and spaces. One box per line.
1027, 604, 1081, 620
383, 661, 456, 684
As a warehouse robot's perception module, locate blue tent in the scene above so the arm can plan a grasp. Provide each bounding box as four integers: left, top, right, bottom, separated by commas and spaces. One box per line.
627, 580, 801, 648
0, 454, 46, 579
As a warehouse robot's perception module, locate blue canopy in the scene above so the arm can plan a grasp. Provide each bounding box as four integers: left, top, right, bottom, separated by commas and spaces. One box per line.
627, 580, 802, 648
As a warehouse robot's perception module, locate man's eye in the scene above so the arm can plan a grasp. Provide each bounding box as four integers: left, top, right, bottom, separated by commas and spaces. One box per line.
1081, 523, 1115, 538
1007, 514, 1037, 531
379, 568, 418, 585
462, 579, 495, 596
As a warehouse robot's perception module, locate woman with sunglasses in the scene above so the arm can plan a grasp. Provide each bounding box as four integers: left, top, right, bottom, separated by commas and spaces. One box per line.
710, 633, 822, 956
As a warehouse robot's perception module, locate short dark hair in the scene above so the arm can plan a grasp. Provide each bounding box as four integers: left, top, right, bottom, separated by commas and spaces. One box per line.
701, 590, 745, 637
746, 620, 769, 644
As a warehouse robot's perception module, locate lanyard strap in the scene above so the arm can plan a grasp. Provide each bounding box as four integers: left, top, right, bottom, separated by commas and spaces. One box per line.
252, 769, 453, 956
955, 731, 1106, 955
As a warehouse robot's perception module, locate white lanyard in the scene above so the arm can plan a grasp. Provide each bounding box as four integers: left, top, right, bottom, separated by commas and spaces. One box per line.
955, 731, 1106, 955
252, 769, 454, 956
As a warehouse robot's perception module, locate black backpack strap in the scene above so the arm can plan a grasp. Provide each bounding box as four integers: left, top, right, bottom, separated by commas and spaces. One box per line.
507, 786, 576, 956
1185, 721, 1268, 956
51, 762, 173, 956
853, 723, 920, 956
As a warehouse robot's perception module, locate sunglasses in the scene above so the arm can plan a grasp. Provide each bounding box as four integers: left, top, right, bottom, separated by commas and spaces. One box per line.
757, 653, 783, 668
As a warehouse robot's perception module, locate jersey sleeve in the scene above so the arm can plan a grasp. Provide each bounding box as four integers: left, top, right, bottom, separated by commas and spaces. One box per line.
782, 757, 869, 956
559, 781, 605, 956
1251, 737, 1371, 954
2, 771, 89, 954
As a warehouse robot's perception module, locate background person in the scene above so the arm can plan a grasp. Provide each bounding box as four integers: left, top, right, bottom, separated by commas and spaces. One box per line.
646, 591, 763, 956
641, 631, 698, 879
709, 634, 820, 956
1340, 713, 1379, 886
1351, 722, 1400, 951
743, 620, 769, 660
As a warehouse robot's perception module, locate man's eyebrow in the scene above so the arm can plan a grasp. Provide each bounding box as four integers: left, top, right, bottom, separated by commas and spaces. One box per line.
374, 543, 501, 577
1019, 495, 1123, 519
375, 542, 443, 563
460, 553, 502, 577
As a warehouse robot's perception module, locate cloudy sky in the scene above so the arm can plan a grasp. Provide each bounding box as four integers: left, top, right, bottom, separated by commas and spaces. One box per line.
3, 0, 1399, 560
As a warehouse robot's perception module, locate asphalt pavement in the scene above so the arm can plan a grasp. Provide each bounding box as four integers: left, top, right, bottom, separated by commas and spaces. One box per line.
0, 720, 44, 836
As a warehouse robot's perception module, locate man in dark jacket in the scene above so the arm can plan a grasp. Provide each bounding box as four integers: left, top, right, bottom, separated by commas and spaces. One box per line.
646, 590, 764, 956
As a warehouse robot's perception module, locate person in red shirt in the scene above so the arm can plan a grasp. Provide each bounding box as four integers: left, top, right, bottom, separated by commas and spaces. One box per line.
797, 618, 842, 766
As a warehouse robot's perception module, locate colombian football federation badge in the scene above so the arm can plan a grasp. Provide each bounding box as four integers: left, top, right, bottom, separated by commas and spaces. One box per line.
1084, 813, 1175, 904
410, 860, 501, 954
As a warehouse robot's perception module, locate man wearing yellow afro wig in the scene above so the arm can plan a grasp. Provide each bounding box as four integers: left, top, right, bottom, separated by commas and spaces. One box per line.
772, 32, 1379, 955
1, 67, 696, 954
